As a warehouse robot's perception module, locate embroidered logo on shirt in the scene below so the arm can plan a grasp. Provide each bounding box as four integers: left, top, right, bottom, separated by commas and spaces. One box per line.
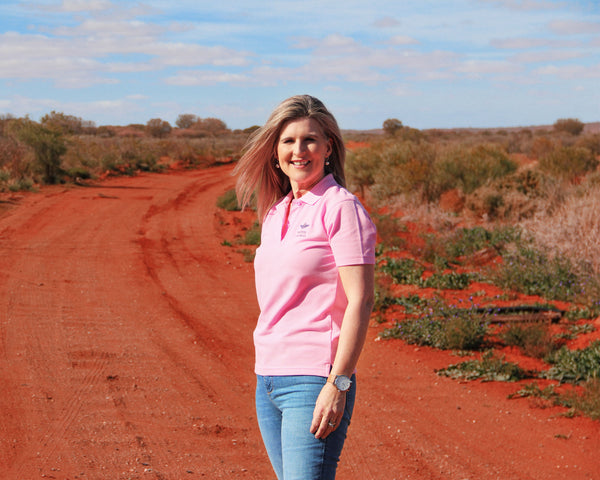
296, 222, 310, 237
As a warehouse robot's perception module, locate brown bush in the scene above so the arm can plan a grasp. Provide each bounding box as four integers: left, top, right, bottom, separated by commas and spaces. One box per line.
553, 118, 584, 136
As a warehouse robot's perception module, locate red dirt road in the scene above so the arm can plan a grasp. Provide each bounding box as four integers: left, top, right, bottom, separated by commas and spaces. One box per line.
0, 165, 598, 480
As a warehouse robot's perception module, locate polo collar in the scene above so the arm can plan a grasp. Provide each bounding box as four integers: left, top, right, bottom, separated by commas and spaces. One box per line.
292, 174, 337, 206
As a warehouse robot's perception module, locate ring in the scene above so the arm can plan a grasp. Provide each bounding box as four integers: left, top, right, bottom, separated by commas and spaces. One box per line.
328, 421, 335, 427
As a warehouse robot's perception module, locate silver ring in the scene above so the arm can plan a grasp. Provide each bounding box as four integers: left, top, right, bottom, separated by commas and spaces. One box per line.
328, 421, 335, 427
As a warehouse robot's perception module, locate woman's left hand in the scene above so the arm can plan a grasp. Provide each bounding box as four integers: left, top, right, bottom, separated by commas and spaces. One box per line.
310, 382, 346, 439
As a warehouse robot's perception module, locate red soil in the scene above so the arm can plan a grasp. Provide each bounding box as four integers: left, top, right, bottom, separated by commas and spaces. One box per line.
0, 165, 598, 479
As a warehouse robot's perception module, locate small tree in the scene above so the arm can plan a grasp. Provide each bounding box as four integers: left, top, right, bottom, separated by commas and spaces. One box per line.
194, 117, 229, 136
175, 114, 198, 129
15, 119, 66, 184
146, 118, 172, 138
41, 111, 86, 135
553, 118, 584, 136
243, 125, 261, 135
383, 118, 403, 136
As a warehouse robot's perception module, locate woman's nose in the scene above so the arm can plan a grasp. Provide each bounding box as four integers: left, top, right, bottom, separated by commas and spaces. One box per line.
293, 141, 306, 155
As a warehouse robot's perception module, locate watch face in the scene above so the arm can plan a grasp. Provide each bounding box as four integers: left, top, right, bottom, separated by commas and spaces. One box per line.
335, 375, 351, 391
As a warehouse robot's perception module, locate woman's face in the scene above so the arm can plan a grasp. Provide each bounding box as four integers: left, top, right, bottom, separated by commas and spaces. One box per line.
276, 117, 332, 198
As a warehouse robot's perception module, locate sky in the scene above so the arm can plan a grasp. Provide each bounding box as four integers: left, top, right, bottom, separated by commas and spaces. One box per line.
0, 0, 599, 131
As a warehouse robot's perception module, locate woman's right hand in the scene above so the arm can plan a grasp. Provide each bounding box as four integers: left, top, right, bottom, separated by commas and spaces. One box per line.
310, 382, 346, 439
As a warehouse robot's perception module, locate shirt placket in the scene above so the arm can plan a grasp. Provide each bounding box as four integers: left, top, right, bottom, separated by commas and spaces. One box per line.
281, 199, 302, 240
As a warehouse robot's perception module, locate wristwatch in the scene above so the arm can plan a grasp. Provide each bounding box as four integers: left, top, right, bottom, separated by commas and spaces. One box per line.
327, 373, 352, 392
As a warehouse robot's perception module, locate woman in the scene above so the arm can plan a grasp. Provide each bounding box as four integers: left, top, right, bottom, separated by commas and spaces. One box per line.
234, 95, 376, 480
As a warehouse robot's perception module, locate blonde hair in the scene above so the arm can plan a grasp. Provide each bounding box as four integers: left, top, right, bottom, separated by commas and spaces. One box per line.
234, 95, 346, 220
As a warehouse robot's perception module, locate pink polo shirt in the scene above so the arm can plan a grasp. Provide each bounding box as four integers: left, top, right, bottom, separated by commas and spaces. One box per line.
253, 174, 377, 377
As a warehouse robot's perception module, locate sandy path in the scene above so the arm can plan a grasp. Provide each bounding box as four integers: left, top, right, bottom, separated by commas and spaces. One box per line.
0, 165, 598, 479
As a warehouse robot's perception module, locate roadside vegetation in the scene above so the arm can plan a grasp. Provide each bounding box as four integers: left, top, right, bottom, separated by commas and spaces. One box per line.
344, 117, 600, 421
0, 111, 255, 191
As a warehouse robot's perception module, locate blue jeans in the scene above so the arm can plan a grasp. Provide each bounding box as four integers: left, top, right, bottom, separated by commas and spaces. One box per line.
255, 374, 356, 480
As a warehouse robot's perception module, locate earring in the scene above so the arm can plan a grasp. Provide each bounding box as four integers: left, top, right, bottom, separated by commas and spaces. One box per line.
325, 158, 330, 166
274, 160, 280, 169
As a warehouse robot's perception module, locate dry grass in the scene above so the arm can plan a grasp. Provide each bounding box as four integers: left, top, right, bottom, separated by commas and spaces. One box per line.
521, 184, 600, 275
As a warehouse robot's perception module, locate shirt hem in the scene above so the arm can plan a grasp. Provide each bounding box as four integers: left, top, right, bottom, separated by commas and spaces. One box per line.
255, 365, 332, 377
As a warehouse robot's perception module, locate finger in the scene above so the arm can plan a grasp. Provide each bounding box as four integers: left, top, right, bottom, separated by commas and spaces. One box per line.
315, 417, 338, 439
310, 410, 322, 434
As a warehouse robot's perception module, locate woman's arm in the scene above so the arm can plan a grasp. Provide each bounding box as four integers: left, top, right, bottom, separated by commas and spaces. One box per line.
310, 263, 375, 439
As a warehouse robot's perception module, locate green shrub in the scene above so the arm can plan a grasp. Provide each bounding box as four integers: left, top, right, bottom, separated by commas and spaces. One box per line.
538, 146, 598, 181
15, 120, 66, 184
65, 167, 92, 180
562, 379, 600, 420
380, 298, 488, 350
490, 245, 583, 301
435, 143, 517, 194
380, 257, 424, 285
242, 221, 261, 246
437, 350, 528, 382
345, 147, 378, 197
500, 323, 560, 359
510, 379, 600, 420
565, 304, 600, 321
371, 213, 407, 249
576, 133, 600, 156
543, 341, 600, 384
381, 316, 446, 346
445, 225, 520, 259
216, 188, 240, 211
237, 248, 255, 263
370, 140, 438, 203
8, 177, 34, 191
421, 271, 474, 290
0, 169, 10, 183
443, 314, 489, 350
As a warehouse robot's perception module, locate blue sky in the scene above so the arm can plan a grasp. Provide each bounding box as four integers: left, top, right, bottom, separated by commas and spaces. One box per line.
0, 0, 598, 130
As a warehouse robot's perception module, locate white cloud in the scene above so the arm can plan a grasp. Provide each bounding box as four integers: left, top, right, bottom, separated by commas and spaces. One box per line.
535, 63, 600, 79
454, 59, 520, 76
52, 18, 163, 38
58, 0, 114, 12
478, 0, 567, 11
0, 32, 116, 85
165, 70, 248, 86
490, 37, 581, 49
373, 16, 401, 28
510, 50, 584, 64
30, 0, 155, 18
388, 35, 419, 46
150, 43, 251, 68
490, 38, 548, 49
386, 84, 415, 97
293, 34, 363, 56
0, 13, 252, 86
549, 20, 600, 35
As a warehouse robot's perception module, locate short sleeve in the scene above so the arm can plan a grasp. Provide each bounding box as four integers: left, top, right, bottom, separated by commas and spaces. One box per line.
327, 199, 377, 267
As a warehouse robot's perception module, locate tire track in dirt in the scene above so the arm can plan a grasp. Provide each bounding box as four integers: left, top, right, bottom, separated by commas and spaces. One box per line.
0, 167, 271, 478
